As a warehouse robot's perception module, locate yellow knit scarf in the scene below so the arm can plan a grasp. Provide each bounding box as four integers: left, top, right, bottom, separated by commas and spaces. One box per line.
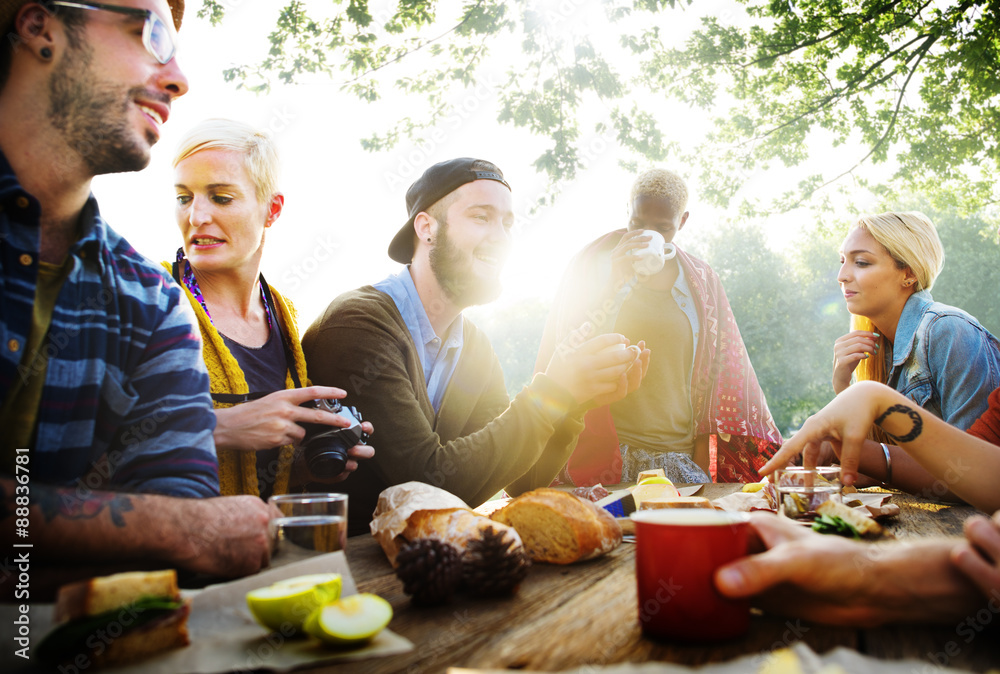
164, 262, 309, 497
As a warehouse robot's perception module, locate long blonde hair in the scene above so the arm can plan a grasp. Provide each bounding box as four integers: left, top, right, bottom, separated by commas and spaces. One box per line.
850, 211, 944, 385
847, 212, 944, 442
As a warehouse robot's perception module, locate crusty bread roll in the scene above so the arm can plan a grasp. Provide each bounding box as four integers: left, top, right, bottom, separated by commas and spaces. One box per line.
371, 482, 523, 566
639, 496, 713, 510
491, 488, 622, 564
403, 507, 522, 555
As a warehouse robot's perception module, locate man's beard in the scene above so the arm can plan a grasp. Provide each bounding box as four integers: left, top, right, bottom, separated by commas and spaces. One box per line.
47, 43, 155, 176
429, 219, 503, 309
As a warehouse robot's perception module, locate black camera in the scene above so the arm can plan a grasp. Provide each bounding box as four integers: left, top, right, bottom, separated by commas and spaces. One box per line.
299, 399, 369, 479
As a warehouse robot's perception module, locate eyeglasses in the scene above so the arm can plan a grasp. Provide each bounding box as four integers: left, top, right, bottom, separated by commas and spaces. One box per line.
49, 1, 177, 64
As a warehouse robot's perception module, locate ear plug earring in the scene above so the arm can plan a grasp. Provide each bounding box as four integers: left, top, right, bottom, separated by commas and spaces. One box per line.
40, 47, 52, 60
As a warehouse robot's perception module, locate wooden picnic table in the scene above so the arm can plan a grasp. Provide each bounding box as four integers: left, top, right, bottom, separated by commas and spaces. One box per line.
323, 483, 997, 673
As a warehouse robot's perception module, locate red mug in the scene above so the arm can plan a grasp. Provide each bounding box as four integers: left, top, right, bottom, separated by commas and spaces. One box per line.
631, 509, 751, 642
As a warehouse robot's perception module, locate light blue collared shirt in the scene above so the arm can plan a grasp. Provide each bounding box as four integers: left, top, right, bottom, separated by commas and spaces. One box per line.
373, 267, 464, 413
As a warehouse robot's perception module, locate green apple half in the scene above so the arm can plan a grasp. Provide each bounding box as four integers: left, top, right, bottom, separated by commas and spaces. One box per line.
246, 573, 343, 634
303, 593, 393, 647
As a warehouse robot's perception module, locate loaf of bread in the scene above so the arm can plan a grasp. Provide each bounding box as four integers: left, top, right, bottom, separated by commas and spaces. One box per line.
372, 482, 530, 601
402, 507, 523, 557
639, 496, 713, 510
491, 488, 622, 564
371, 481, 523, 567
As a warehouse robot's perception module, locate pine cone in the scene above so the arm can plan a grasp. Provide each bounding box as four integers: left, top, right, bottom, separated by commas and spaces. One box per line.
395, 538, 463, 605
462, 525, 531, 597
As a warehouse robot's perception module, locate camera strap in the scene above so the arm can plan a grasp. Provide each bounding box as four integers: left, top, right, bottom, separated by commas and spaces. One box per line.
258, 273, 303, 390
171, 262, 303, 402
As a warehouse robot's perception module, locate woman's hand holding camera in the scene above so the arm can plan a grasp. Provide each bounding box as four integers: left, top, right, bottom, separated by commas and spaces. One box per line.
214, 386, 372, 452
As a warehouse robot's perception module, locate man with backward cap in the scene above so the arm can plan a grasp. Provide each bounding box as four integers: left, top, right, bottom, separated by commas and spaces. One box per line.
0, 0, 273, 595
303, 158, 650, 535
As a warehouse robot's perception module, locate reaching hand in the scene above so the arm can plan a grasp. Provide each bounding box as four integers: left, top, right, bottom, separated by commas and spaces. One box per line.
214, 386, 357, 452
759, 381, 890, 486
832, 330, 879, 394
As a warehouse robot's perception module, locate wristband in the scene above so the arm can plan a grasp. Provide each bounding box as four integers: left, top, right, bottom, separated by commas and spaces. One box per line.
880, 442, 893, 484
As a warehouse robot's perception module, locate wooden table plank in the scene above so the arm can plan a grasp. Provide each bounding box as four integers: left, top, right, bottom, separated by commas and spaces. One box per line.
324, 483, 994, 673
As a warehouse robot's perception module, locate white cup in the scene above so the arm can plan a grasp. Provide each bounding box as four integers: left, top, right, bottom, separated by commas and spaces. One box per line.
631, 230, 675, 276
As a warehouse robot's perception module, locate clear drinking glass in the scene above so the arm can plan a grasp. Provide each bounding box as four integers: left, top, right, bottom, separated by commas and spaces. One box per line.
268, 493, 348, 559
775, 466, 841, 523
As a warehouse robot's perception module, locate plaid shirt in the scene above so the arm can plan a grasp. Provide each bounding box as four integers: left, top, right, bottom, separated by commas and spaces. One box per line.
0, 151, 219, 497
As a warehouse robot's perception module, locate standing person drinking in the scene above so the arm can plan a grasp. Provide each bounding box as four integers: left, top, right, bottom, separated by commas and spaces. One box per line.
834, 211, 1000, 430
168, 119, 373, 501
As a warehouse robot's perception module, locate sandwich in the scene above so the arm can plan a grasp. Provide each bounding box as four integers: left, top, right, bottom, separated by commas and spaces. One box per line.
814, 500, 888, 539
37, 569, 191, 667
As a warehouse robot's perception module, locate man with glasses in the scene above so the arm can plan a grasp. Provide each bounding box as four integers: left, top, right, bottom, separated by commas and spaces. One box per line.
0, 0, 275, 597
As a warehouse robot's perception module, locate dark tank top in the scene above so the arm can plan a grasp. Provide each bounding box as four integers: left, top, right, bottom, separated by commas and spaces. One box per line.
221, 326, 287, 501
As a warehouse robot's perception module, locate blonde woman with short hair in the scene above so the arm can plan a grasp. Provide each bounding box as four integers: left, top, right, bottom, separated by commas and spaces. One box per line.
834, 211, 1000, 434
166, 118, 372, 500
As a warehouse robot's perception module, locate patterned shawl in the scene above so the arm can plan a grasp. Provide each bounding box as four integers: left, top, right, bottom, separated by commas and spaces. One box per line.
535, 230, 782, 485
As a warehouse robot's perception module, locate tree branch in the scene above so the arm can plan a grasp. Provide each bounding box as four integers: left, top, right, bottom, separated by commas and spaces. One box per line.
341, 0, 490, 86
743, 31, 935, 147
787, 34, 937, 208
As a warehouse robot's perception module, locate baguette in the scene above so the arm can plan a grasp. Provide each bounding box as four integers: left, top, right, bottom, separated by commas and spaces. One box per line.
491, 488, 622, 564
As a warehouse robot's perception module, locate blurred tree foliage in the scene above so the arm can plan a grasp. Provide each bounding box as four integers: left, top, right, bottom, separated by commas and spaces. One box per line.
915, 207, 1000, 336
474, 206, 998, 434
204, 0, 1000, 211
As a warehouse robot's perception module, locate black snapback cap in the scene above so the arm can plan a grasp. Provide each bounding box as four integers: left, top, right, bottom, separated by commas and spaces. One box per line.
387, 157, 510, 264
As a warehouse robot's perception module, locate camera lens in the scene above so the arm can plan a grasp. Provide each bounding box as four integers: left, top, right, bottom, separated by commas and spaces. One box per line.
304, 441, 348, 479
298, 398, 367, 479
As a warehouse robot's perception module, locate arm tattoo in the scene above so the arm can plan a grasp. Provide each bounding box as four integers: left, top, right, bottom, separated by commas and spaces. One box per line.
874, 404, 924, 443
31, 487, 138, 527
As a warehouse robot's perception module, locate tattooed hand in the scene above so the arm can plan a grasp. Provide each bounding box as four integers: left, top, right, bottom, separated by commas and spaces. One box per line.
760, 381, 925, 487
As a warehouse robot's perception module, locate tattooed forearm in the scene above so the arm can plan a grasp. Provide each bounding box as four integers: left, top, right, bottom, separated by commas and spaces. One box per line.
874, 404, 924, 443
30, 486, 139, 527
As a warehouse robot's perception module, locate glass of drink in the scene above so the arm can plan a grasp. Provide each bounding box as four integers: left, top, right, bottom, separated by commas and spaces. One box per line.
775, 466, 841, 523
268, 493, 348, 560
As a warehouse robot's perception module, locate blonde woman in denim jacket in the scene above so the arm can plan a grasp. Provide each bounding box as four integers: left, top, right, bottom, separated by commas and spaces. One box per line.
829, 211, 1000, 493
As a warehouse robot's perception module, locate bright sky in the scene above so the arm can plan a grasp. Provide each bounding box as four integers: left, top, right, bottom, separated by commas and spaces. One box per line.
93, 0, 886, 328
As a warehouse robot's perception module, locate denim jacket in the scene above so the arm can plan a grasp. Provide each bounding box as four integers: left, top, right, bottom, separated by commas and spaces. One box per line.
886, 290, 1000, 430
